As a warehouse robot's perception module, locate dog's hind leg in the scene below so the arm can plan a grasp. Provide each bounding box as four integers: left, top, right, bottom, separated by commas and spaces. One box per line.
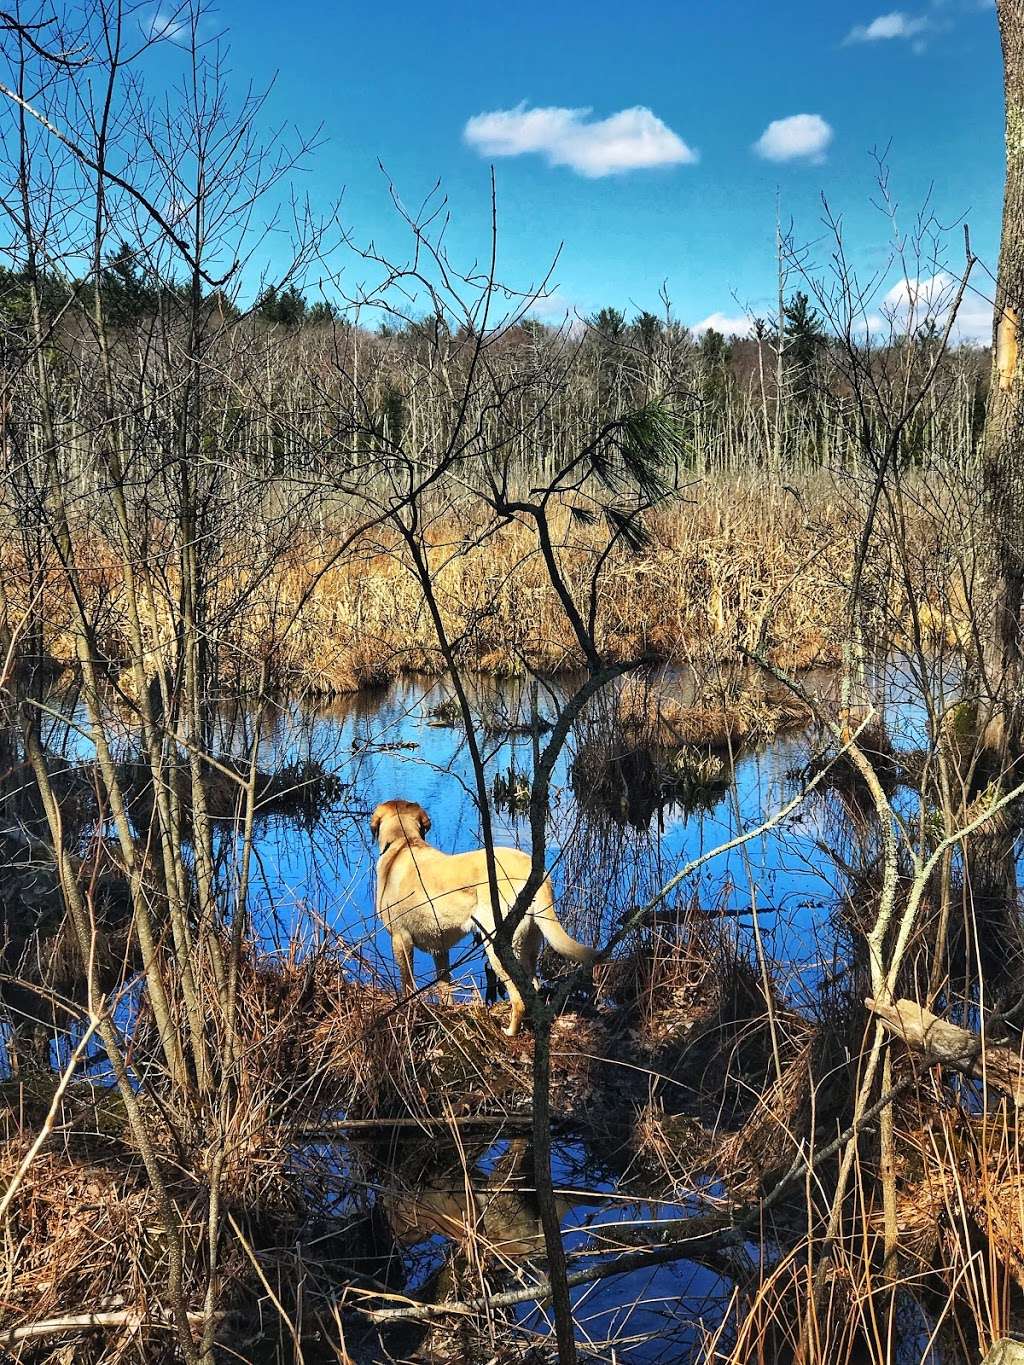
432, 949, 453, 1005
392, 932, 417, 998
475, 932, 504, 1004
515, 918, 544, 991
482, 939, 526, 1037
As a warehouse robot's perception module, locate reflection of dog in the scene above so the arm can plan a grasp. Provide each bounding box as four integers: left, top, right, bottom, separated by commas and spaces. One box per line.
384, 1138, 575, 1258
370, 798, 596, 1036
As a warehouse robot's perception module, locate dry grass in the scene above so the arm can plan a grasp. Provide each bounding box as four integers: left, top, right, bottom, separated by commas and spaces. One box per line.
8, 918, 1022, 1364
0, 1143, 188, 1339
712, 1057, 1024, 1365
618, 670, 815, 748
241, 482, 854, 688
2, 474, 954, 697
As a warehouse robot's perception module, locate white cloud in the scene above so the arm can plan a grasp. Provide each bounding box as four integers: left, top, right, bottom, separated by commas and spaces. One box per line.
844, 11, 931, 42
883, 271, 955, 316
463, 104, 698, 178
526, 290, 571, 321
146, 7, 188, 42
693, 311, 751, 339
873, 271, 992, 342
951, 302, 994, 344
525, 290, 584, 330
753, 114, 833, 164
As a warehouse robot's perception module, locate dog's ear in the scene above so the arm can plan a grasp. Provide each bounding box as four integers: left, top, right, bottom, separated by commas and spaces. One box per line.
370, 805, 384, 837
417, 806, 431, 835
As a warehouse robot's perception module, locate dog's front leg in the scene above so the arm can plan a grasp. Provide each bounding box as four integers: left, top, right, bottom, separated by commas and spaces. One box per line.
432, 949, 453, 1006
392, 932, 417, 997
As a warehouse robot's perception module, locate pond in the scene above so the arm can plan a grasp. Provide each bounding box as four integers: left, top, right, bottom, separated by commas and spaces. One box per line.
36, 658, 939, 991
13, 656, 953, 1361
236, 670, 842, 988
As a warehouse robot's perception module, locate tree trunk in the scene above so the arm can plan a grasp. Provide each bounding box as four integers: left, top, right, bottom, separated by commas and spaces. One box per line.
972, 1, 1024, 932
983, 2, 1024, 756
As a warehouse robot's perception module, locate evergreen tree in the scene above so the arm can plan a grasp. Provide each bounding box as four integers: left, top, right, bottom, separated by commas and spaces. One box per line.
699, 326, 730, 368
783, 290, 826, 372
698, 328, 733, 413
590, 306, 627, 341
0, 264, 68, 333
99, 242, 161, 327
306, 299, 337, 325
633, 310, 662, 352
257, 284, 307, 326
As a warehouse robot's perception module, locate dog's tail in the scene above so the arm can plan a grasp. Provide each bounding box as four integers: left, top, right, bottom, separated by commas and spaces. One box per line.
538, 910, 598, 965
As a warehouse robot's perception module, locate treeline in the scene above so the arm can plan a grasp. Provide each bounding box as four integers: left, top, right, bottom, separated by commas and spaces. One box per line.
0, 238, 991, 482
0, 244, 338, 335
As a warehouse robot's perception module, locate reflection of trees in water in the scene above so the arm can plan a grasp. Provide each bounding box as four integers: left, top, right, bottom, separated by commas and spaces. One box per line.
557, 776, 669, 950
571, 737, 726, 830
559, 686, 735, 947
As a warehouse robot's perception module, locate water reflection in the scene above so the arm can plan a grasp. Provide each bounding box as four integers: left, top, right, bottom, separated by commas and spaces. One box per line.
15, 664, 891, 989
353, 1131, 733, 1362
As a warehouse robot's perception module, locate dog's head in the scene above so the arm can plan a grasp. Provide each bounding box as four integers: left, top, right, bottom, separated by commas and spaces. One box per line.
370, 798, 431, 848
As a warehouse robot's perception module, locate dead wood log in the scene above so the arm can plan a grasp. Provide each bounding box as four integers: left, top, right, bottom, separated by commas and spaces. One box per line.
982, 1342, 1024, 1365
298, 1113, 539, 1136
866, 997, 1024, 1104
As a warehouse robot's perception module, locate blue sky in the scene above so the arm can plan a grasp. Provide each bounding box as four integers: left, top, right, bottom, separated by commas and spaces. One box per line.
151, 0, 1003, 337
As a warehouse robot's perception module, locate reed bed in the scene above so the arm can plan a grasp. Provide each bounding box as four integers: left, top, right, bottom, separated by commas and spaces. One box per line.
2, 472, 956, 699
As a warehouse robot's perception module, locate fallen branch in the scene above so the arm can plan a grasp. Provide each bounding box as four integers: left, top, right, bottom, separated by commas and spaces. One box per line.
866, 997, 1024, 1105
357, 1218, 743, 1322
0, 1309, 212, 1347
297, 1113, 540, 1136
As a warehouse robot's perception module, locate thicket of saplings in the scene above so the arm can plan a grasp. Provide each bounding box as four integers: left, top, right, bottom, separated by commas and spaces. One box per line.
0, 217, 1020, 1363
0, 259, 987, 695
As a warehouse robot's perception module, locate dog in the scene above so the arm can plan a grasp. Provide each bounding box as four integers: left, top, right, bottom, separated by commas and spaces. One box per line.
370, 797, 596, 1036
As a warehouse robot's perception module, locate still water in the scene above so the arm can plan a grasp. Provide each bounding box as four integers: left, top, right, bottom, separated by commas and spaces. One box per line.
239, 671, 844, 987
33, 660, 942, 1360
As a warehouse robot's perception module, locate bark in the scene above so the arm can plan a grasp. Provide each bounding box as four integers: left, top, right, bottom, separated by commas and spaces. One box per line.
983, 3, 1024, 755
530, 1014, 577, 1365
973, 0, 1024, 931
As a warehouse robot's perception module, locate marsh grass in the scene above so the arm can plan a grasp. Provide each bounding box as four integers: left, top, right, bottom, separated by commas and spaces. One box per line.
2, 473, 954, 702
4, 889, 1023, 1364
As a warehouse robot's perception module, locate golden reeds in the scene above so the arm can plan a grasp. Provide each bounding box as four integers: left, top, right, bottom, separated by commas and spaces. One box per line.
3, 474, 949, 697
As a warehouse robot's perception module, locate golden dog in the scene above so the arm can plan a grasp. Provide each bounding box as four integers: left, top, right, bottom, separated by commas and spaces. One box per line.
370, 798, 596, 1036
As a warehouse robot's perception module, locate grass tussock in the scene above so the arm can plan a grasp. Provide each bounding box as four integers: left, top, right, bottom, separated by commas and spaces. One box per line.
0, 1144, 185, 1338
618, 670, 814, 749
888, 1104, 1024, 1292
115, 755, 346, 831
312, 982, 613, 1119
